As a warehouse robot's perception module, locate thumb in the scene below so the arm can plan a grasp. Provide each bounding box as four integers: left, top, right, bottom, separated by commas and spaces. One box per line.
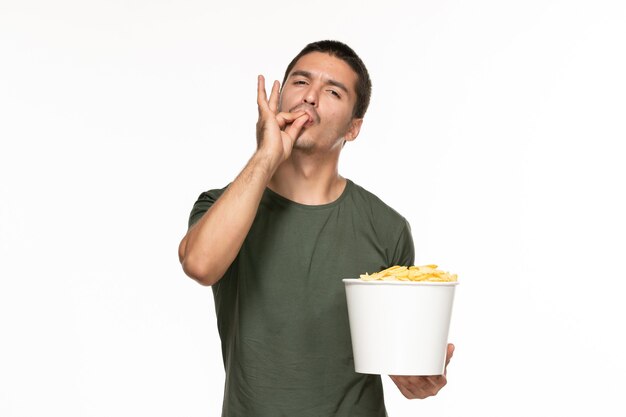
285, 113, 309, 141
445, 343, 455, 365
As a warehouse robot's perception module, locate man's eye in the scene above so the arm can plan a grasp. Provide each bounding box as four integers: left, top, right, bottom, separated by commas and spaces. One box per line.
329, 90, 341, 98
294, 80, 307, 85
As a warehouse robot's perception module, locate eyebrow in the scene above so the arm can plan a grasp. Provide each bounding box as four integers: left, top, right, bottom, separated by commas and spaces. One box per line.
290, 70, 350, 95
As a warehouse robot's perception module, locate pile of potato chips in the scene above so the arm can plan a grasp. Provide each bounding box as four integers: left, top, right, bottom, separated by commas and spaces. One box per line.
360, 265, 458, 282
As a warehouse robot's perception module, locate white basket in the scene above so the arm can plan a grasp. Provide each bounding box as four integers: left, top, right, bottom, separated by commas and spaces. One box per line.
343, 279, 459, 375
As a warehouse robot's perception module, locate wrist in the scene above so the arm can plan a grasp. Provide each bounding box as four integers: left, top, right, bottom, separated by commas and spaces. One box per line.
251, 150, 281, 178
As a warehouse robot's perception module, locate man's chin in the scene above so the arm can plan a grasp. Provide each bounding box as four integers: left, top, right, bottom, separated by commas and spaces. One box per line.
293, 136, 315, 153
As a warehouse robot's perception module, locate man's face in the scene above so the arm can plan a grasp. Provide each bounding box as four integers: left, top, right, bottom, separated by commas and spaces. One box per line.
279, 52, 362, 153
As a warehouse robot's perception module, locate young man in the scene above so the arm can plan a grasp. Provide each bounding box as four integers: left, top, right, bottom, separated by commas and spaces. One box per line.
178, 40, 454, 416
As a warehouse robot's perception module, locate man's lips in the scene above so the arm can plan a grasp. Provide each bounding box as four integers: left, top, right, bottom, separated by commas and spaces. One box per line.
290, 105, 319, 126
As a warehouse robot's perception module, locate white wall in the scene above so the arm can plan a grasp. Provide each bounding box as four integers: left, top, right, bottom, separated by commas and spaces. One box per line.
1, 0, 625, 415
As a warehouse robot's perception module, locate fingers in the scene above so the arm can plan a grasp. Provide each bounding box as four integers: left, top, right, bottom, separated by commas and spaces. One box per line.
407, 376, 437, 398
444, 343, 455, 375
284, 112, 309, 141
257, 75, 269, 113
276, 111, 306, 129
256, 75, 308, 145
423, 375, 447, 393
390, 376, 415, 399
390, 375, 447, 399
258, 76, 282, 115
269, 80, 280, 113
447, 343, 455, 359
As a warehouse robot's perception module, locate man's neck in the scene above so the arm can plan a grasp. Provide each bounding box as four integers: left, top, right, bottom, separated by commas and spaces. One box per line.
268, 150, 346, 205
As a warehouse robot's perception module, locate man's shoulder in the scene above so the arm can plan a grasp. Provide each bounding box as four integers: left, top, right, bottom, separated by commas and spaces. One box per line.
196, 184, 229, 202
187, 184, 230, 228
346, 180, 408, 225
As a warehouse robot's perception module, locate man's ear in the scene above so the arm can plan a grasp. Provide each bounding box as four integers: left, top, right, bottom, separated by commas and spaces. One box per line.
344, 118, 364, 143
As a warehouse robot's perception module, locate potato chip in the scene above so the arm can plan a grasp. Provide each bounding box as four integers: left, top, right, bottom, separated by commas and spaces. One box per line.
359, 264, 458, 282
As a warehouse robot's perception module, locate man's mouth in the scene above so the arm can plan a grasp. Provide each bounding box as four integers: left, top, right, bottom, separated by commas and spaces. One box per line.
291, 105, 319, 127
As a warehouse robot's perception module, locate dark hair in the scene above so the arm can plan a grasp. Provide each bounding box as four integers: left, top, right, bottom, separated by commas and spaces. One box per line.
281, 40, 372, 119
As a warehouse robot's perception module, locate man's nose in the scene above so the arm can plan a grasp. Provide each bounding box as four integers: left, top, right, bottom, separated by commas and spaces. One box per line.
303, 86, 318, 106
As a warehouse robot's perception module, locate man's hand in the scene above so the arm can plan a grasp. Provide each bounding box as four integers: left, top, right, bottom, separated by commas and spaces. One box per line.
389, 343, 455, 399
255, 75, 309, 166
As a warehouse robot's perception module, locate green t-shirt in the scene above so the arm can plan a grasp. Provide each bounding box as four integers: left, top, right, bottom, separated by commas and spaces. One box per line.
188, 179, 415, 417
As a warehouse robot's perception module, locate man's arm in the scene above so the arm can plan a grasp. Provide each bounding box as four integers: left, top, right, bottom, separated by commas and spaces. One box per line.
178, 152, 276, 286
178, 76, 308, 286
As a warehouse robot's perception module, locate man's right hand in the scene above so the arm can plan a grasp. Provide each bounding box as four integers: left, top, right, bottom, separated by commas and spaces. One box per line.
256, 75, 309, 167
178, 76, 309, 286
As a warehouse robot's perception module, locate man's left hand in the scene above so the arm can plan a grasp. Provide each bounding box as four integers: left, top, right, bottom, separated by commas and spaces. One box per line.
389, 343, 455, 399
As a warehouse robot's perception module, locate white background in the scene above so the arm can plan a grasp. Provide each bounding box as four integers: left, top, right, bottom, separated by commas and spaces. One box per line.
1, 0, 625, 415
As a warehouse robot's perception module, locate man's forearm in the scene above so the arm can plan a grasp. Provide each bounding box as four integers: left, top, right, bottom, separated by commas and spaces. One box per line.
179, 151, 279, 285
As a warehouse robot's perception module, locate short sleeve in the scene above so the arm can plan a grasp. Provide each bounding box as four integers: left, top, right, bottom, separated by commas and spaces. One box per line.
187, 186, 228, 229
391, 219, 415, 266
